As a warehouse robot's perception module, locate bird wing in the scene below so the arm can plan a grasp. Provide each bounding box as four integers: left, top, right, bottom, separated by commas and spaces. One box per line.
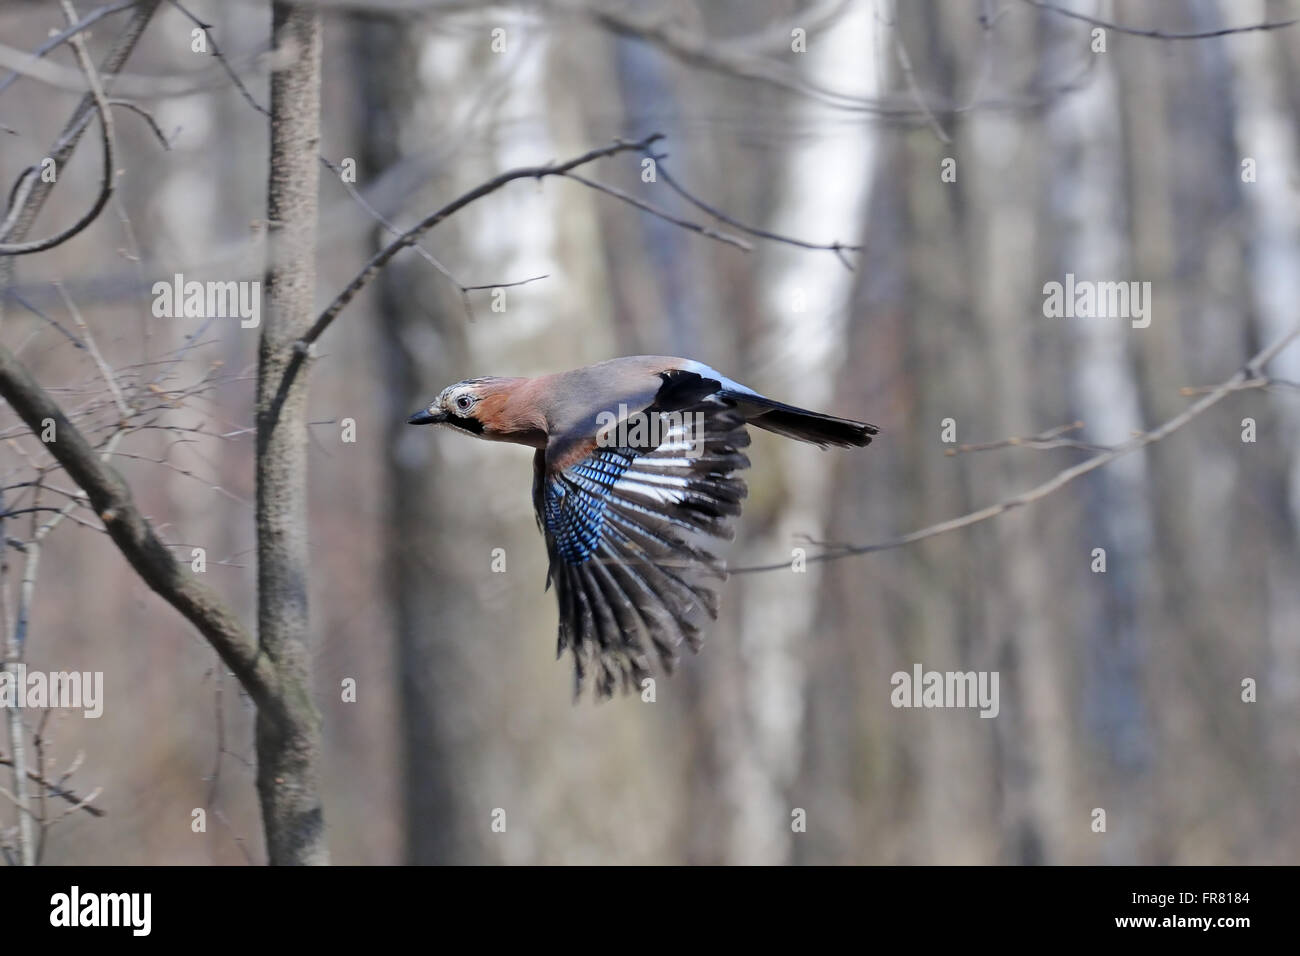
532, 391, 750, 700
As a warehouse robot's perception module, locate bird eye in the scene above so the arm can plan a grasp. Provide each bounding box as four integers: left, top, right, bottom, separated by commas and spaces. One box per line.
455, 394, 474, 412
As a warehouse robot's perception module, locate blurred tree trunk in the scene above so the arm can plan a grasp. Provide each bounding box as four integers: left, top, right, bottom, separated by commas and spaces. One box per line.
602, 7, 806, 863
353, 15, 478, 864
1226, 4, 1300, 857
802, 131, 910, 865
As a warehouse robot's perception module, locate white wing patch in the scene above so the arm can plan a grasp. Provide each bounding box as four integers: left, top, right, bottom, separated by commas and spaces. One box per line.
677, 358, 764, 401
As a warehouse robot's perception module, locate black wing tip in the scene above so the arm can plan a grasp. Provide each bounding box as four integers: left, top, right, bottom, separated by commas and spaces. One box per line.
837, 421, 879, 448
544, 398, 752, 701
756, 410, 879, 448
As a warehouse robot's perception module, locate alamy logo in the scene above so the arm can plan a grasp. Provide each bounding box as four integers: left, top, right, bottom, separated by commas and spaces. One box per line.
151, 273, 261, 328
0, 665, 103, 718
595, 405, 706, 456
890, 663, 999, 718
1042, 273, 1151, 329
50, 886, 151, 936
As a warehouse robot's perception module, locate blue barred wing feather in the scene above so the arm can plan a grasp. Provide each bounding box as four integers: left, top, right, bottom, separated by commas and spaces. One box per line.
532, 400, 751, 699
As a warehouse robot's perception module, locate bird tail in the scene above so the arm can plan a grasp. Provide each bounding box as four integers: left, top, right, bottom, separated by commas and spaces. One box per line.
722, 390, 878, 448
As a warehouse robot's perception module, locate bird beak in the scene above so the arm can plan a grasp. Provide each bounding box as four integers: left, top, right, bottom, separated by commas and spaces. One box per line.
407, 408, 446, 425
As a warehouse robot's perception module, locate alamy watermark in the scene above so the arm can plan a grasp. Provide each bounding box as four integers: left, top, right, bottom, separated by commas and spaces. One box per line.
1043, 273, 1151, 329
595, 405, 706, 456
50, 886, 150, 936
890, 663, 999, 718
0, 664, 103, 718
151, 273, 260, 328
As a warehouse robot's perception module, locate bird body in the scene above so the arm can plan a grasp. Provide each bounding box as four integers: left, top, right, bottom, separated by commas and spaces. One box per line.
409, 355, 876, 698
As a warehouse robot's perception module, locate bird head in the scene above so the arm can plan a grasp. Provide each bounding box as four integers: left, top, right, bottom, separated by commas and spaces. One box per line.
408, 376, 546, 448
407, 378, 493, 434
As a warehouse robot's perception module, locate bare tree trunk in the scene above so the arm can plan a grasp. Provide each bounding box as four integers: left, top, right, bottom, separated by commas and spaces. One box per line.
2, 578, 33, 864
254, 2, 328, 866
349, 14, 481, 865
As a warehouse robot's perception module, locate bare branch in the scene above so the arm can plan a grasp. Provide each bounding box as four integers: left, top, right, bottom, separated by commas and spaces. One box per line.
0, 0, 160, 255
105, 98, 172, 150
269, 134, 665, 419
170, 0, 515, 316
0, 37, 263, 99
0, 755, 105, 818
943, 421, 1112, 456
1020, 0, 1298, 40
0, 1, 117, 257
650, 151, 863, 265
559, 171, 752, 251
1179, 376, 1300, 396
165, 0, 267, 116
0, 0, 139, 99
733, 325, 1300, 573
299, 0, 896, 112
0, 343, 283, 720
312, 134, 661, 339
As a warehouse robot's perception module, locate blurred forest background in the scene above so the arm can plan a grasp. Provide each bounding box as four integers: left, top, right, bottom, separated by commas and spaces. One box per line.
2, 0, 1299, 864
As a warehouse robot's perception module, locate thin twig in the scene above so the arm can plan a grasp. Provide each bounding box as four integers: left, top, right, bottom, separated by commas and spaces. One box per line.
0, 756, 104, 817
560, 171, 751, 251
0, 0, 139, 98
650, 152, 862, 267
943, 420, 1112, 455
56, 282, 131, 418
461, 274, 550, 293
167, 0, 501, 313
890, 5, 951, 144
1179, 376, 1300, 396
105, 98, 171, 149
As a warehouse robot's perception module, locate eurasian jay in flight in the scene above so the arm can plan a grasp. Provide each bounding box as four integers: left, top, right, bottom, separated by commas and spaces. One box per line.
408, 356, 876, 699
